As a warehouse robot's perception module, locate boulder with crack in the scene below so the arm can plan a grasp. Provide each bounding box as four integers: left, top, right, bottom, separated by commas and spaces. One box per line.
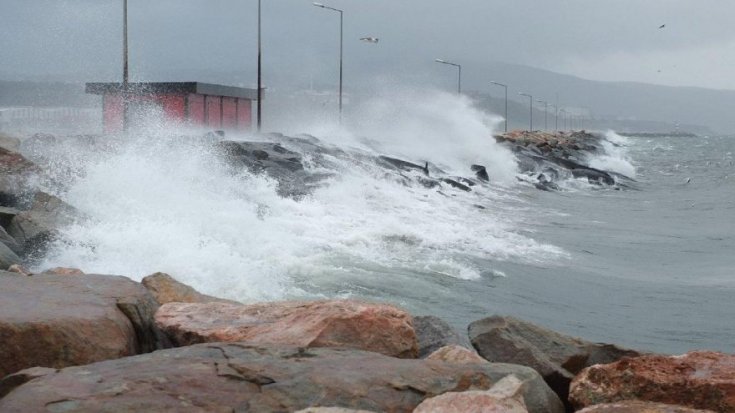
155, 300, 419, 358
0, 273, 170, 378
0, 343, 563, 413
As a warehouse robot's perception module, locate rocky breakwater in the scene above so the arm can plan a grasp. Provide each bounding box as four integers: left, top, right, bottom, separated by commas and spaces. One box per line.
2, 269, 732, 412
0, 271, 564, 413
495, 130, 636, 191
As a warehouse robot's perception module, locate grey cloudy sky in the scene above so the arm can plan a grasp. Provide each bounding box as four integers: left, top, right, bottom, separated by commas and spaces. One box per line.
2, 0, 735, 90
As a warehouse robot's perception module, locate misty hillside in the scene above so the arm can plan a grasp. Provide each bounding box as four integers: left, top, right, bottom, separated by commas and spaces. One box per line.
1, 59, 733, 134
457, 61, 729, 134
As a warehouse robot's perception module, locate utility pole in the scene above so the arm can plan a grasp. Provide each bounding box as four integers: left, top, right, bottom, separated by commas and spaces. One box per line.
122, 0, 129, 132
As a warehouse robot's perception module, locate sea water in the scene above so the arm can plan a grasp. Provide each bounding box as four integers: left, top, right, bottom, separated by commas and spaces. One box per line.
27, 90, 735, 354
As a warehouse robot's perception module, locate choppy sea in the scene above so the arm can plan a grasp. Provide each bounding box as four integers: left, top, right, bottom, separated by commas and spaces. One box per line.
26, 90, 734, 354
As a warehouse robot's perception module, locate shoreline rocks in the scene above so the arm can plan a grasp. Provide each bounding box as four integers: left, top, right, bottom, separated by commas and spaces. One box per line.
0, 343, 563, 413
469, 315, 641, 410
141, 272, 240, 305
155, 300, 419, 358
570, 351, 735, 412
0, 273, 169, 378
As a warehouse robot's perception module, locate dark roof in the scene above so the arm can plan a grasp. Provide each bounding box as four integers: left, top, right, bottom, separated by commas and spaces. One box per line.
85, 82, 260, 100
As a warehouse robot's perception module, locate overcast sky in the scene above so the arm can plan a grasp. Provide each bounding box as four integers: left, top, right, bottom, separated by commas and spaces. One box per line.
2, 0, 735, 90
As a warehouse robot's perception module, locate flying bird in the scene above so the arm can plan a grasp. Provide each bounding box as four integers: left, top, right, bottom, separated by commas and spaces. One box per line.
658, 24, 666, 29
360, 37, 379, 43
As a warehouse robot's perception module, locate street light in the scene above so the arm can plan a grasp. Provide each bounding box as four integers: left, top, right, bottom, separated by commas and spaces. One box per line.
256, 0, 262, 132
313, 2, 344, 123
549, 104, 558, 132
435, 59, 462, 94
490, 81, 508, 133
122, 0, 129, 131
519, 92, 533, 131
560, 109, 567, 131
537, 99, 548, 131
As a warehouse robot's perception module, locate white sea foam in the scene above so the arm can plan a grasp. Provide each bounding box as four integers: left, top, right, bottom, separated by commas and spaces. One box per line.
30, 91, 565, 302
588, 130, 637, 178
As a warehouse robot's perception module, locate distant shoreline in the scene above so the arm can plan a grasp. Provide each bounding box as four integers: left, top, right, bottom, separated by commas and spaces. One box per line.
617, 131, 699, 138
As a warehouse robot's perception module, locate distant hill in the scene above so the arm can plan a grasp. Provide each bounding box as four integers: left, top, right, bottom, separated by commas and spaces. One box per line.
0, 81, 98, 107
455, 61, 730, 134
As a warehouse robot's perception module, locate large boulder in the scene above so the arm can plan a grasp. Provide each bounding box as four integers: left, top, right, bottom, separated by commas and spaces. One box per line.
141, 272, 239, 305
427, 345, 488, 364
0, 146, 38, 208
0, 343, 563, 413
570, 351, 735, 412
576, 401, 716, 413
414, 375, 532, 413
0, 273, 169, 378
0, 240, 21, 270
6, 191, 78, 256
414, 315, 465, 358
155, 300, 419, 358
0, 224, 22, 255
217, 140, 319, 198
469, 316, 640, 409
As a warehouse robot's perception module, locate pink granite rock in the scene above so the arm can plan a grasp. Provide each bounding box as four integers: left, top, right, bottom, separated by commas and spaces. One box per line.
570, 351, 735, 412
155, 300, 419, 358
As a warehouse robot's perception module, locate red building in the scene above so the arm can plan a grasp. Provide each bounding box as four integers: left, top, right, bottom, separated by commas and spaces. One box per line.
85, 82, 259, 133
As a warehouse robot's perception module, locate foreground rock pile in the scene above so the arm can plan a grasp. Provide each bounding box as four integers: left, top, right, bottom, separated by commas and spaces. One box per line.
0, 132, 729, 411
1, 270, 732, 412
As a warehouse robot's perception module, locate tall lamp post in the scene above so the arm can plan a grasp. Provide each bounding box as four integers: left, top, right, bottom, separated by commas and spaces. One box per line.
549, 104, 557, 131
537, 99, 548, 131
256, 0, 262, 132
435, 59, 462, 94
122, 0, 129, 132
560, 109, 567, 131
519, 92, 533, 131
490, 81, 507, 132
313, 2, 344, 122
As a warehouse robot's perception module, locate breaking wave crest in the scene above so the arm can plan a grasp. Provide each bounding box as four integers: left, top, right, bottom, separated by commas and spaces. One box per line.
27, 90, 567, 302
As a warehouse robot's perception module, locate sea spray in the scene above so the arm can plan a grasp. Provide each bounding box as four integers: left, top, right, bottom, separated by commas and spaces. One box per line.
587, 130, 637, 179
28, 94, 565, 303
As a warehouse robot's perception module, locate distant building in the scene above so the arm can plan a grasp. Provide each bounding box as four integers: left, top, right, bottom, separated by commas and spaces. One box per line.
85, 82, 259, 133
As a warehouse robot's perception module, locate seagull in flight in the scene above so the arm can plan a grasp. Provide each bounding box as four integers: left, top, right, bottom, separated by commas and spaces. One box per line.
360, 37, 379, 43
658, 24, 666, 29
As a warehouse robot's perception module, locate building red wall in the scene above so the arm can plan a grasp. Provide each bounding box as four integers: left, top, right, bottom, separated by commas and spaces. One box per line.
103, 95, 124, 133
222, 97, 237, 129
237, 98, 252, 130
205, 96, 222, 128
187, 94, 205, 125
160, 95, 186, 123
100, 92, 251, 132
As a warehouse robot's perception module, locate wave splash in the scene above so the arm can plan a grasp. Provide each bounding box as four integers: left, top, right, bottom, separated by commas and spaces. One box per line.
587, 130, 637, 179
28, 90, 566, 302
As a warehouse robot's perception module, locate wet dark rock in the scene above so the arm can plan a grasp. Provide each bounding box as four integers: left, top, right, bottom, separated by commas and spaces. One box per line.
377, 156, 429, 175
414, 315, 465, 358
498, 131, 630, 191
471, 164, 490, 181
0, 206, 20, 229
469, 315, 641, 411
0, 147, 38, 208
6, 191, 77, 258
0, 241, 21, 270
0, 225, 22, 255
216, 140, 317, 198
442, 178, 472, 192
571, 168, 615, 185
0, 343, 563, 413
